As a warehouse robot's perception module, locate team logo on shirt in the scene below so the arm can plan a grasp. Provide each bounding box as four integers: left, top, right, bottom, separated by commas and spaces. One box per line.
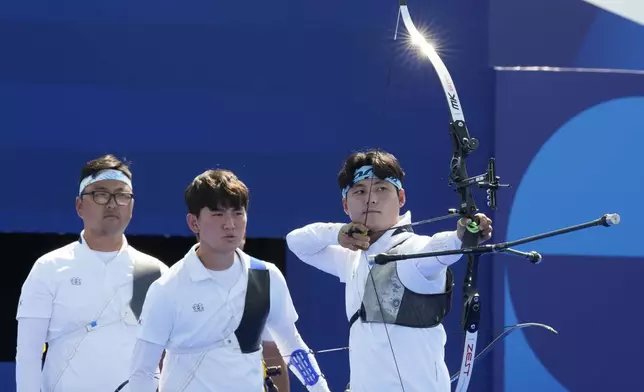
70, 277, 82, 286
192, 303, 205, 312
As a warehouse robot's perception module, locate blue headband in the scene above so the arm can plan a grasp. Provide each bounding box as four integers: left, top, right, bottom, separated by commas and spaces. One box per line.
342, 165, 402, 198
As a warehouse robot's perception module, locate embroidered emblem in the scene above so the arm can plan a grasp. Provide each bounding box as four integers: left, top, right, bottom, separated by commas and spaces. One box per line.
70, 277, 82, 286
192, 303, 204, 312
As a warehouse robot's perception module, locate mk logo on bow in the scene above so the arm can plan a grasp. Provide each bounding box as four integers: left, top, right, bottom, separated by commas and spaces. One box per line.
448, 93, 459, 111
70, 277, 82, 286
192, 303, 205, 312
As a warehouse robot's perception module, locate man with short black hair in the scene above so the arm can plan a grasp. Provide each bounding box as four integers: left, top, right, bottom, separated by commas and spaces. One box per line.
15, 154, 169, 392
129, 169, 330, 392
287, 149, 493, 392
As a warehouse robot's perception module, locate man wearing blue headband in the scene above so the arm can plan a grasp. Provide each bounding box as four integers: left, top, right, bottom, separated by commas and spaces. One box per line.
286, 149, 492, 392
15, 154, 169, 392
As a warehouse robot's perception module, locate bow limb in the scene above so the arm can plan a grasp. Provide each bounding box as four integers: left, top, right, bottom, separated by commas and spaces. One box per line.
449, 323, 559, 383
398, 1, 465, 124
397, 2, 491, 391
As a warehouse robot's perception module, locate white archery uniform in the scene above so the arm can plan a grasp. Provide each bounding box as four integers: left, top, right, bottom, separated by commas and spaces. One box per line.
15, 232, 169, 392
286, 211, 463, 392
129, 244, 330, 392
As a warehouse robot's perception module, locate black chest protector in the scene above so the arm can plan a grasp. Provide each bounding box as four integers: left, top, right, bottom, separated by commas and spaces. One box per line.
78, 236, 162, 322
234, 257, 271, 354
349, 237, 454, 329
131, 257, 162, 320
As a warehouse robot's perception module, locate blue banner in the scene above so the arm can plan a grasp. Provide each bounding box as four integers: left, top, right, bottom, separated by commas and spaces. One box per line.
492, 69, 643, 392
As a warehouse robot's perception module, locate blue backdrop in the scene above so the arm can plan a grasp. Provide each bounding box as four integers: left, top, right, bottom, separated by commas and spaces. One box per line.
1, 0, 641, 391
488, 1, 643, 390
0, 0, 493, 239
492, 71, 643, 392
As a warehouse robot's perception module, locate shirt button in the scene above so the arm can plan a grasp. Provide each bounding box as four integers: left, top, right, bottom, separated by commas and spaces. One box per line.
226, 339, 231, 344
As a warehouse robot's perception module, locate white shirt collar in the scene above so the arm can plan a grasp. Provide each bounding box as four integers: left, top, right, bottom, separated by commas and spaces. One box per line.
185, 243, 250, 282
78, 230, 130, 262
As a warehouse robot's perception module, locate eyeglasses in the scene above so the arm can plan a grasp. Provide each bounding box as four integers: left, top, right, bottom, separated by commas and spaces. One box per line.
81, 191, 134, 206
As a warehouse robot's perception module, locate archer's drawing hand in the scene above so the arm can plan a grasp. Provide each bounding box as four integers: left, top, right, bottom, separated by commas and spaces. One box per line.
457, 213, 493, 243
338, 222, 371, 251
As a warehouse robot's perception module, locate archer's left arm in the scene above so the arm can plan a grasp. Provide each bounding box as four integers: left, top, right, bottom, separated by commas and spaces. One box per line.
402, 230, 464, 280
265, 265, 331, 392
404, 214, 494, 280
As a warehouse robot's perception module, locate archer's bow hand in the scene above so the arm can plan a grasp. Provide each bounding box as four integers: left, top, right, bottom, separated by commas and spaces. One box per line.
456, 213, 493, 243
338, 222, 371, 251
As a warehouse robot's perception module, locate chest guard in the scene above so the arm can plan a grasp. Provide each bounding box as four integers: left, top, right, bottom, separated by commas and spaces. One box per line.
349, 251, 454, 329
78, 235, 161, 322
131, 257, 162, 320
234, 257, 271, 353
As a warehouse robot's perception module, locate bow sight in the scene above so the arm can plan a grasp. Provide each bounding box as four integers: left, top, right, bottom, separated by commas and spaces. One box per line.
448, 120, 511, 215
371, 118, 622, 265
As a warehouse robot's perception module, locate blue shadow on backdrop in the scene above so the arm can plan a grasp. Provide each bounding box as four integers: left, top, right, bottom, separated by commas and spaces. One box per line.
503, 96, 643, 391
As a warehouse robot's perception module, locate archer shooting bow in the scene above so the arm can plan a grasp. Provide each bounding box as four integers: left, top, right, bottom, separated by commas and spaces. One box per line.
359, 2, 621, 391
267, 2, 621, 390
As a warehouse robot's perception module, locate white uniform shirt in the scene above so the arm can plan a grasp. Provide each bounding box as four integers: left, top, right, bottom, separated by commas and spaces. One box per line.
286, 211, 463, 392
15, 231, 169, 392
132, 245, 329, 392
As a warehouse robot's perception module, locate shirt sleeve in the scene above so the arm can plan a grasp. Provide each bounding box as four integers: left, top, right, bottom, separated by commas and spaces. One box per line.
285, 222, 354, 282
15, 317, 49, 392
136, 281, 174, 346
16, 260, 54, 320
261, 328, 274, 342
265, 266, 330, 391
396, 231, 463, 287
267, 321, 330, 392
128, 339, 164, 392
265, 265, 298, 327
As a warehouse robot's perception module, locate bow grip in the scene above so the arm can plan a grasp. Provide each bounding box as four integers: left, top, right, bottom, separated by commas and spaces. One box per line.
460, 215, 483, 241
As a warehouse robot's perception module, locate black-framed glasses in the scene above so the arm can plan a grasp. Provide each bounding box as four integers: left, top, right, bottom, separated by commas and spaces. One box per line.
81, 191, 134, 206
